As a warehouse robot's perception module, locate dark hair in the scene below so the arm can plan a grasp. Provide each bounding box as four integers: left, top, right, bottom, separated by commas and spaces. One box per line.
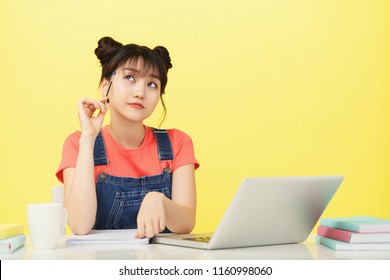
94, 37, 172, 125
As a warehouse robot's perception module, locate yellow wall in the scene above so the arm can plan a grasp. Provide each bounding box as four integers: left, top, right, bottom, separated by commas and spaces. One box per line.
0, 0, 389, 234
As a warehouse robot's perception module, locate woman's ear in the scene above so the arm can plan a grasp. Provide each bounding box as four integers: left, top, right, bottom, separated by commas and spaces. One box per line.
99, 78, 111, 97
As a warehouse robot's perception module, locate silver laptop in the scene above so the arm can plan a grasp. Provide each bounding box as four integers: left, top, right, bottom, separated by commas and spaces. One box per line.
153, 176, 343, 250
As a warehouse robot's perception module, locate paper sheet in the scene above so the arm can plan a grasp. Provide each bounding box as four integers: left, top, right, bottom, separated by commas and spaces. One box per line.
66, 229, 149, 245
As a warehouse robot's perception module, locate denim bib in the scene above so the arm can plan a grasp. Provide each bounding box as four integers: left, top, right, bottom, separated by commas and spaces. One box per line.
92, 128, 173, 231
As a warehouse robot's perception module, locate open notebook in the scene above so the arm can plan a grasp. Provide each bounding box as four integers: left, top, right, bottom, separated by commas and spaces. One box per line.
66, 229, 149, 245
153, 176, 344, 250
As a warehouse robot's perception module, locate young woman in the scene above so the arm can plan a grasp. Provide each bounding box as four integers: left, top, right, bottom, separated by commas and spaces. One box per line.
56, 37, 199, 238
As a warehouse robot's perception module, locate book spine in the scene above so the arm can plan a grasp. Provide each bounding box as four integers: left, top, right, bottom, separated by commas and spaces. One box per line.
0, 235, 26, 253
317, 235, 390, 250
320, 220, 359, 232
315, 236, 338, 250
317, 226, 351, 243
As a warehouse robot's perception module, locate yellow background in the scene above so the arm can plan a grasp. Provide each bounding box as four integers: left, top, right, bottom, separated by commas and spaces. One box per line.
0, 0, 389, 234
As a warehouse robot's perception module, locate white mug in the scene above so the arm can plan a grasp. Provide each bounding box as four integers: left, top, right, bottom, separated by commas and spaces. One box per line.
27, 203, 67, 250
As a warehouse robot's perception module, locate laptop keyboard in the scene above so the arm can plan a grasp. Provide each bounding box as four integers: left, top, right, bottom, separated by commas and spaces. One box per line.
184, 236, 211, 243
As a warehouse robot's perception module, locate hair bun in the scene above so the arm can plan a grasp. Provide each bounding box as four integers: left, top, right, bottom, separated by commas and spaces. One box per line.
153, 46, 172, 70
95, 37, 123, 66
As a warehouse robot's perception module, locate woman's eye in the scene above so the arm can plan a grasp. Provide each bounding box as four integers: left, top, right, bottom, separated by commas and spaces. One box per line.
125, 75, 135, 81
148, 82, 158, 88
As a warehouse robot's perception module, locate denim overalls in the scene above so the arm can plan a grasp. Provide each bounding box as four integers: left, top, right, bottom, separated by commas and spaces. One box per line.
92, 128, 173, 231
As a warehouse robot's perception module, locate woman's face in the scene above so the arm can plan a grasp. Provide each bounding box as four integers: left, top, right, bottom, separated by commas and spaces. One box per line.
104, 58, 161, 123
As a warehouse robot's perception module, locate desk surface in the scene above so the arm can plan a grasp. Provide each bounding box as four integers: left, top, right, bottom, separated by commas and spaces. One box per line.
2, 235, 390, 260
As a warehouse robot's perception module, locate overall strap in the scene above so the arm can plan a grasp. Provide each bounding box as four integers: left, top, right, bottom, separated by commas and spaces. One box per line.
152, 128, 174, 161
93, 131, 109, 166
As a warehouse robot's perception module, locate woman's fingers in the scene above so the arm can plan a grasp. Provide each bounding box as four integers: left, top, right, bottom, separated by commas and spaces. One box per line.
135, 192, 166, 238
79, 97, 109, 116
159, 215, 166, 233
144, 220, 155, 238
135, 217, 164, 238
96, 97, 109, 113
135, 223, 150, 239
77, 97, 110, 136
135, 218, 162, 238
99, 96, 109, 103
82, 99, 100, 111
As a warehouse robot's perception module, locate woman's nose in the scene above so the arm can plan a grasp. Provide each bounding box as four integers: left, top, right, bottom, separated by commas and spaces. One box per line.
133, 83, 145, 98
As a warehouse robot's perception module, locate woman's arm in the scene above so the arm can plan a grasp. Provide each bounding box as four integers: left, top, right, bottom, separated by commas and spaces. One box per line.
135, 164, 196, 238
63, 135, 97, 235
63, 97, 109, 235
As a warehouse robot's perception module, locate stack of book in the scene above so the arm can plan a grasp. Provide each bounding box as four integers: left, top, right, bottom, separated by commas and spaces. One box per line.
316, 216, 390, 251
0, 224, 26, 254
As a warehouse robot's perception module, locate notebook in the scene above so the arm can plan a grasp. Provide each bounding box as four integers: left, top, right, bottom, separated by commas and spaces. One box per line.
66, 229, 149, 245
153, 176, 344, 249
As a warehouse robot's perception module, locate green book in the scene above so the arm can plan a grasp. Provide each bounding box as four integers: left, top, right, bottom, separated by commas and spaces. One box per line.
320, 216, 390, 233
316, 235, 390, 251
0, 234, 26, 254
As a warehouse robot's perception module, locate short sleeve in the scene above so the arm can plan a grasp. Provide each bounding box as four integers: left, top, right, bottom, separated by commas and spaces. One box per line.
169, 129, 200, 171
55, 131, 81, 183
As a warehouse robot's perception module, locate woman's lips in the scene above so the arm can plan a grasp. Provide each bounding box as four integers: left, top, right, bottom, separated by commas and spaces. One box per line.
128, 102, 145, 109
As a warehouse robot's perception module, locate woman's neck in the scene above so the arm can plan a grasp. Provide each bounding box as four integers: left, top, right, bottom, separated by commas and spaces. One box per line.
107, 120, 146, 150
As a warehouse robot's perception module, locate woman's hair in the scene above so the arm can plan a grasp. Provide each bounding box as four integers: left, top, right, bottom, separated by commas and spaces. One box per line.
94, 36, 172, 125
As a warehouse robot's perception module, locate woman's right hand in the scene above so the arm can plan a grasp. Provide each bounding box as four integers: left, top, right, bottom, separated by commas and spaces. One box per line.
77, 97, 110, 138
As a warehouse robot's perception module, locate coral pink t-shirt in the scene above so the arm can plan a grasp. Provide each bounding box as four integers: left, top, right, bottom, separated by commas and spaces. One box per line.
56, 126, 199, 183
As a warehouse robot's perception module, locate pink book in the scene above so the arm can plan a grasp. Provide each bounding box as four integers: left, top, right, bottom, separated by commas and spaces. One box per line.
317, 226, 390, 243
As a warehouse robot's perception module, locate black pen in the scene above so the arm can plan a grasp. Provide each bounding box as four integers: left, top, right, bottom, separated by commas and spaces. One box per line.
106, 81, 112, 97
105, 70, 116, 102
104, 81, 112, 103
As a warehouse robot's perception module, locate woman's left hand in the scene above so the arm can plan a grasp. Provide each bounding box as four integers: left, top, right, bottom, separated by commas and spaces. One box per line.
135, 192, 166, 238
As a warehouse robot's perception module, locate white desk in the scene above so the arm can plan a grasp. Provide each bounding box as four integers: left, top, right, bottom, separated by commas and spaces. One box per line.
2, 235, 390, 260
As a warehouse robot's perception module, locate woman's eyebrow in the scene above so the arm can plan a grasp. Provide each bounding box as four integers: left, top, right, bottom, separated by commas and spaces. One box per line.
123, 67, 160, 80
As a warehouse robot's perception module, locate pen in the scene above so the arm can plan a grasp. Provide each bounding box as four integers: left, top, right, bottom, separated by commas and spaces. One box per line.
104, 81, 112, 104
106, 81, 112, 97
105, 70, 116, 102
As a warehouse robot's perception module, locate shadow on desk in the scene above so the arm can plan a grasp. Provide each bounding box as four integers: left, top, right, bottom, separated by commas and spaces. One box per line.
3, 242, 313, 260
4, 239, 390, 260
148, 243, 312, 260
